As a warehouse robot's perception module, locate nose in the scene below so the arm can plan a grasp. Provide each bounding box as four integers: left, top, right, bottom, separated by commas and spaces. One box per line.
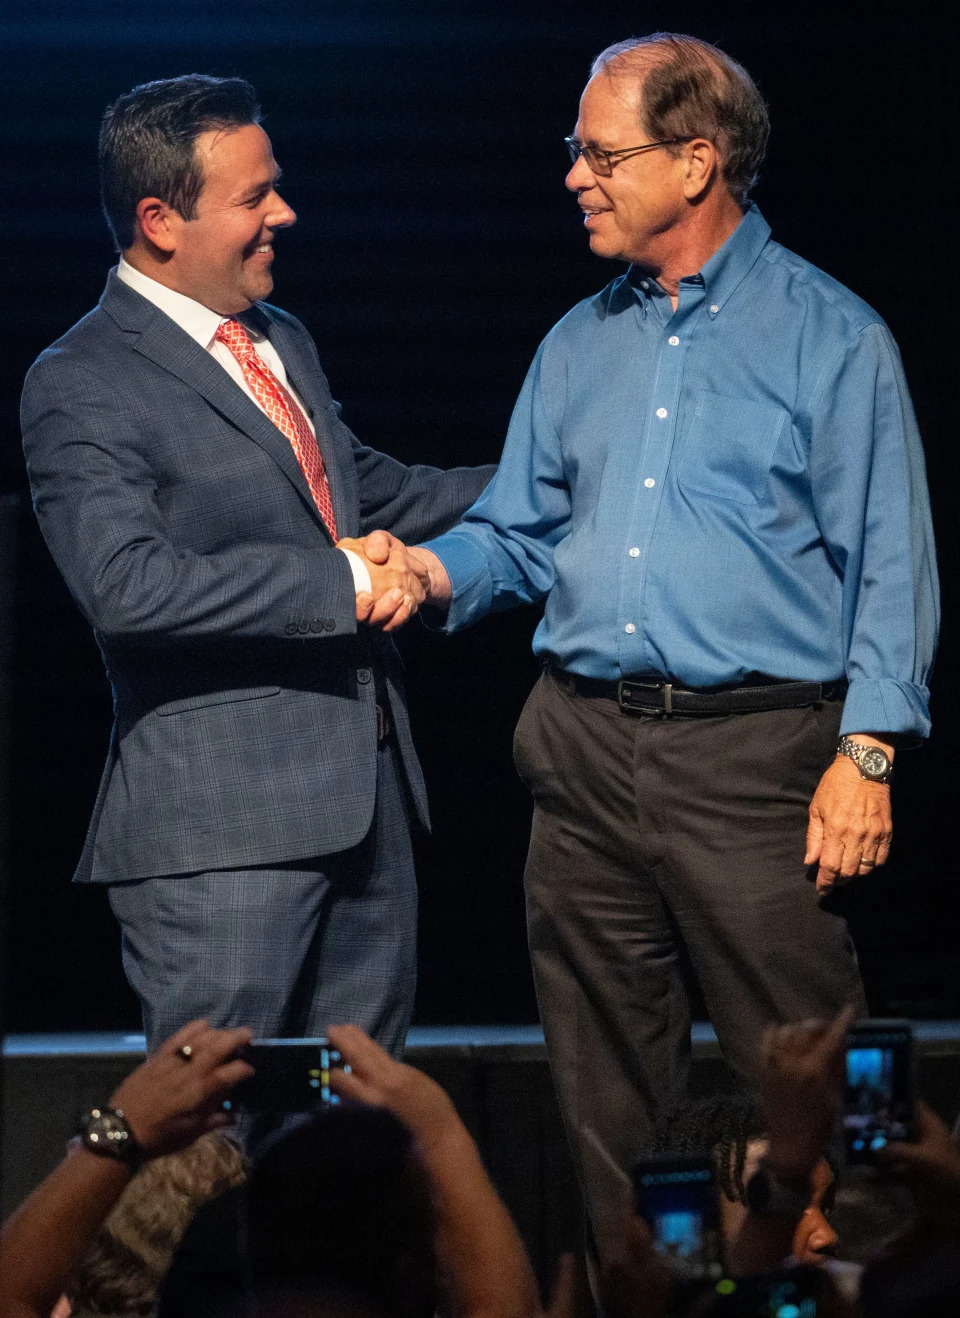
565, 152, 596, 192
803, 1214, 839, 1259
268, 191, 297, 230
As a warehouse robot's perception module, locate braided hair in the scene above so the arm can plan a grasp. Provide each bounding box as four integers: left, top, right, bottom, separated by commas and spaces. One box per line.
654, 1093, 765, 1205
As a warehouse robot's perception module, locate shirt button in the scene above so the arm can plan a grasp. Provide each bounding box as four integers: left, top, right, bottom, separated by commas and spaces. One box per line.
640, 280, 649, 290
710, 304, 719, 314
656, 407, 668, 419
624, 623, 636, 634
644, 478, 656, 488
669, 335, 680, 346
628, 547, 640, 557
357, 668, 373, 685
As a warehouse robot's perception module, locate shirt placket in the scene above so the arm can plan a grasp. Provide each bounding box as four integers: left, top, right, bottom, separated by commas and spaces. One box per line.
617, 279, 706, 674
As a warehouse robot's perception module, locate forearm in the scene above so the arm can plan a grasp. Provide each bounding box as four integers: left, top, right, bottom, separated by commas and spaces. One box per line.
0, 1151, 131, 1318
423, 1124, 540, 1318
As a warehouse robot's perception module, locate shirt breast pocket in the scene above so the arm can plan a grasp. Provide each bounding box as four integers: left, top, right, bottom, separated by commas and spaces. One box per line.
678, 391, 788, 505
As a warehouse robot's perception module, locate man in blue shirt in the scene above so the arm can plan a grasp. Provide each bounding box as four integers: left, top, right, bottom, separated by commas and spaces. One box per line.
409, 33, 938, 1256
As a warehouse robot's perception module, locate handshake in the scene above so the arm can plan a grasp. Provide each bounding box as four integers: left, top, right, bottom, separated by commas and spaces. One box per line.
337, 531, 452, 633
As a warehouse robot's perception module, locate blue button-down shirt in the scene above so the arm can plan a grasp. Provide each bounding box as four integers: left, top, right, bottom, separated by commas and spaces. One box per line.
424, 207, 938, 737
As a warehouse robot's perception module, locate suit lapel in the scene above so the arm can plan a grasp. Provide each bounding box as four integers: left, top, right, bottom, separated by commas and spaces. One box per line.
101, 273, 335, 541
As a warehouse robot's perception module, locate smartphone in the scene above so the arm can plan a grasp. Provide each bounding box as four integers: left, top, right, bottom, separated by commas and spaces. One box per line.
231, 1038, 345, 1112
632, 1153, 725, 1282
712, 1265, 823, 1316
843, 1019, 914, 1162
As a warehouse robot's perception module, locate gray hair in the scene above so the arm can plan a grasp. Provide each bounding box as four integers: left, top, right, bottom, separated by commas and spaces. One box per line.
591, 33, 769, 206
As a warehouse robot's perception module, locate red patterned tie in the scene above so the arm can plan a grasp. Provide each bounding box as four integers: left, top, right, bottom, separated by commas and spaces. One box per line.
215, 318, 338, 539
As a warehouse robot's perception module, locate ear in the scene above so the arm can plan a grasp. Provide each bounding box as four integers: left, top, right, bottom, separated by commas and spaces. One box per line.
134, 196, 181, 254
681, 138, 719, 202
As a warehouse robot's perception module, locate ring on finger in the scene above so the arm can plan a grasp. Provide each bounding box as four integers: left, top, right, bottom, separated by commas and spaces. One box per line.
858, 857, 877, 868
176, 1044, 194, 1062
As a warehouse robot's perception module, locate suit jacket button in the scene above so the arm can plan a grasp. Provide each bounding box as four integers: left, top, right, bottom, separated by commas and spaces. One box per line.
309, 619, 324, 634
357, 667, 373, 684
285, 622, 298, 636
324, 618, 336, 632
297, 621, 310, 635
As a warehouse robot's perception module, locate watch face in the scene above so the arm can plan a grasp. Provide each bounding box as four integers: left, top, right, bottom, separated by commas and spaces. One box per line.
860, 747, 890, 779
82, 1108, 135, 1160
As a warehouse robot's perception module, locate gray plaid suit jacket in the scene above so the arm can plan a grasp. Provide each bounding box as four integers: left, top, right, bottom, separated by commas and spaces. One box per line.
21, 271, 493, 884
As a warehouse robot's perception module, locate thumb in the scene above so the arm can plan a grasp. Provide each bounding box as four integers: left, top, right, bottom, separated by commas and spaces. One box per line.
805, 806, 824, 866
546, 1253, 577, 1318
363, 530, 395, 565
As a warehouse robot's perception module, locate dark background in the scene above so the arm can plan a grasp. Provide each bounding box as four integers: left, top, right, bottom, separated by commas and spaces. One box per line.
1, 0, 956, 1034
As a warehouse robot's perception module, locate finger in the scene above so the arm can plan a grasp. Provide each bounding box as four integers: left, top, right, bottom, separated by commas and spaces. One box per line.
327, 1024, 394, 1079
365, 588, 405, 628
875, 833, 892, 867
810, 1003, 858, 1067
209, 1058, 256, 1091
197, 1026, 255, 1068
326, 1068, 382, 1106
162, 1019, 211, 1051
355, 592, 375, 623
381, 595, 416, 633
403, 572, 427, 605
839, 833, 869, 879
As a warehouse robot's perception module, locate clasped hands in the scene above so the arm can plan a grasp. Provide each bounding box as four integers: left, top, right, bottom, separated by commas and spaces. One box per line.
337, 531, 451, 632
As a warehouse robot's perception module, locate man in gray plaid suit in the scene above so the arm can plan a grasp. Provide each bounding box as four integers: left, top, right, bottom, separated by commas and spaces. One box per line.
21, 75, 493, 1053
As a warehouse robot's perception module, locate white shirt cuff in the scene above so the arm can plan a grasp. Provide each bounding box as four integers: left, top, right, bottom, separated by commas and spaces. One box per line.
339, 547, 372, 595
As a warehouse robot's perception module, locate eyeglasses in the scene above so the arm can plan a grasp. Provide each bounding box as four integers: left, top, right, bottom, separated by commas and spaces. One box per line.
564, 135, 695, 178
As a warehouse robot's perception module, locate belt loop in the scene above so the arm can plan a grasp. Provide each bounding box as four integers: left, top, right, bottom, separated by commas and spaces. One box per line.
662, 683, 673, 717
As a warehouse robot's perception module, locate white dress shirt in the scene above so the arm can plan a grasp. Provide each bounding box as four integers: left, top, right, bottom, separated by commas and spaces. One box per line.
116, 257, 371, 593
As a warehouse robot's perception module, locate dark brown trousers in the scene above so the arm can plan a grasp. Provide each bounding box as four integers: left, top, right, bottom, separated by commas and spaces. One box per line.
514, 670, 866, 1261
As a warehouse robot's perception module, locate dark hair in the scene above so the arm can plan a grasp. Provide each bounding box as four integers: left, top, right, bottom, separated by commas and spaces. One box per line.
248, 1107, 438, 1317
98, 74, 261, 251
591, 33, 770, 206
655, 1093, 765, 1204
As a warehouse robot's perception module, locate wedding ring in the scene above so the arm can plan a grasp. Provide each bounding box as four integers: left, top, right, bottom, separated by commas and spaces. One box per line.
858, 857, 876, 867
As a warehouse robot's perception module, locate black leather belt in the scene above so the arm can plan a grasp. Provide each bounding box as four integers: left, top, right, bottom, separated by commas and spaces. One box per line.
546, 664, 846, 718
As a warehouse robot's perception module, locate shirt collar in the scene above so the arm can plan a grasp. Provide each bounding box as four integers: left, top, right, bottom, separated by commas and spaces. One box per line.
116, 257, 232, 349
627, 204, 772, 317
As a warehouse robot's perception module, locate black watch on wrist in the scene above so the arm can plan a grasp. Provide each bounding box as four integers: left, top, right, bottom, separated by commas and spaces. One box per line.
745, 1164, 810, 1218
79, 1107, 143, 1170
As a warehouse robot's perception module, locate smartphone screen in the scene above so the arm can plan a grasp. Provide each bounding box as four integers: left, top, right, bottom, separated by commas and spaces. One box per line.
843, 1019, 914, 1161
231, 1038, 344, 1112
632, 1154, 725, 1282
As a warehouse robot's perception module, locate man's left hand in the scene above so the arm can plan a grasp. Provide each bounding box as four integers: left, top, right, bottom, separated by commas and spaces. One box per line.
805, 738, 893, 892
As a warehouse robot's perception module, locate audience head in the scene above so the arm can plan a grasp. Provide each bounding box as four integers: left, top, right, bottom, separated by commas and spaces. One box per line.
160, 1105, 438, 1318
658, 1093, 839, 1263
68, 1131, 245, 1316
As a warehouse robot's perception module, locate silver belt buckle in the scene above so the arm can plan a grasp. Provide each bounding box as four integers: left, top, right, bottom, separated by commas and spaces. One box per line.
617, 680, 673, 717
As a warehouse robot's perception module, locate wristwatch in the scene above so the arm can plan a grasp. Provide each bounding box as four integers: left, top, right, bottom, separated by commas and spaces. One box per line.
746, 1164, 810, 1218
836, 736, 893, 784
79, 1107, 143, 1169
